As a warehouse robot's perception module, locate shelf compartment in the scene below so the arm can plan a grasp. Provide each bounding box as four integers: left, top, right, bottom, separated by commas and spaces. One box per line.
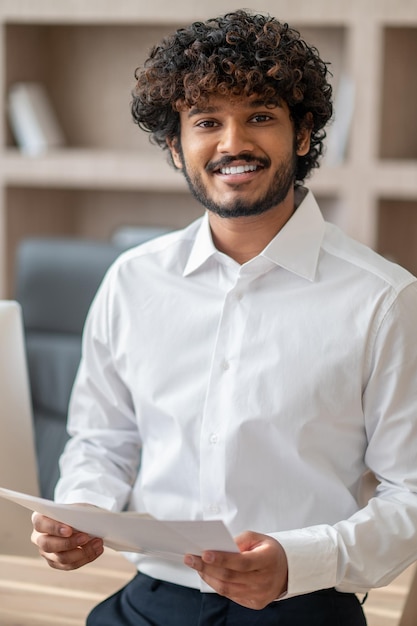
376, 198, 417, 276
379, 27, 417, 160
5, 23, 179, 151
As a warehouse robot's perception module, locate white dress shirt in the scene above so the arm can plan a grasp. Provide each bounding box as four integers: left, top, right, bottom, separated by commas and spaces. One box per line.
56, 188, 417, 598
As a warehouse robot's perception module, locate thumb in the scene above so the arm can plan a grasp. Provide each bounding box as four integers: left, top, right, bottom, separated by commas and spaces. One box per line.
234, 530, 265, 553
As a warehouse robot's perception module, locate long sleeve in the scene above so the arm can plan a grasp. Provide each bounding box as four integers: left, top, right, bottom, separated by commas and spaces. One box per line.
273, 281, 417, 597
55, 266, 142, 512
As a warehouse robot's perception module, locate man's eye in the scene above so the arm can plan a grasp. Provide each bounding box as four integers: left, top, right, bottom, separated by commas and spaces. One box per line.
196, 120, 217, 128
251, 114, 272, 123
252, 113, 273, 124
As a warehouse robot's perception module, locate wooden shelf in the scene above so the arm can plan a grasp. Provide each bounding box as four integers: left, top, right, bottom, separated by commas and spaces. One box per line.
372, 162, 417, 199
1, 148, 347, 195
2, 148, 187, 191
0, 0, 415, 26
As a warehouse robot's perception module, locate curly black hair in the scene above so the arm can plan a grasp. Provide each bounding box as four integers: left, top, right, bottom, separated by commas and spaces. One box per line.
131, 10, 333, 183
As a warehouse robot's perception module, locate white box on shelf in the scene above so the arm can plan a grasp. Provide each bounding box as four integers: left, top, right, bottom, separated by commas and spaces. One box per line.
8, 82, 65, 156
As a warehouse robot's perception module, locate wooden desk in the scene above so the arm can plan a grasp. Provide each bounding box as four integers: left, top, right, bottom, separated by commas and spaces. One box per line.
399, 566, 417, 626
365, 565, 416, 626
0, 549, 135, 625
0, 549, 414, 626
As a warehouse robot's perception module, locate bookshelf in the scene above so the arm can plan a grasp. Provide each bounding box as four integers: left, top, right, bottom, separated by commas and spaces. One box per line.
0, 0, 416, 296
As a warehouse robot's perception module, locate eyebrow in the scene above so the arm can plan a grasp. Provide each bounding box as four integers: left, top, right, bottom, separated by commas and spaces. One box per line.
187, 98, 283, 118
187, 105, 220, 119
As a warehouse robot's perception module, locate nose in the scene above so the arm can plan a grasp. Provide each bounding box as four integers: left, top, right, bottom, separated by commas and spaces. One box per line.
217, 120, 255, 155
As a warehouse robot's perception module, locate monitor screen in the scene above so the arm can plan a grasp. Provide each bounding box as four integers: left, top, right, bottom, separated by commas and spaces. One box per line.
0, 301, 39, 555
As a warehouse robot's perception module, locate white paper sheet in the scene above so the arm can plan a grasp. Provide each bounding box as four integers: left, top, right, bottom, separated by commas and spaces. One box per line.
0, 487, 238, 562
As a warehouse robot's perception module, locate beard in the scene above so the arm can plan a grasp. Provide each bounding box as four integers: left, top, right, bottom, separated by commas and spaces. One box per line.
176, 144, 298, 218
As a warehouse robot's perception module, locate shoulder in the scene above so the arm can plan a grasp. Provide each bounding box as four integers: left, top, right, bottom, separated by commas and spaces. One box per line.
322, 222, 416, 295
108, 216, 204, 279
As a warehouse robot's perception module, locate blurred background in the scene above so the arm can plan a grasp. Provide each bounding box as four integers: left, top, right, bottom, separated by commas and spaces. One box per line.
0, 2, 416, 624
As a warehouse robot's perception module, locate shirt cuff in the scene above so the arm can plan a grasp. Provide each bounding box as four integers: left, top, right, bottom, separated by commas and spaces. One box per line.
54, 488, 118, 512
268, 525, 339, 598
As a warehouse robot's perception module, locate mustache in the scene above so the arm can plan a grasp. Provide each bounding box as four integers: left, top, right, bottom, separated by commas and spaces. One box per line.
206, 154, 271, 173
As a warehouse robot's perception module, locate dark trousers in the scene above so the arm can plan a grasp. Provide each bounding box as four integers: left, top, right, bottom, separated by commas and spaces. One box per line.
87, 572, 367, 625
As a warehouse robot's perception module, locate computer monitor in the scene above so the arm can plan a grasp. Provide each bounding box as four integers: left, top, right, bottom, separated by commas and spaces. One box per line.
0, 300, 39, 555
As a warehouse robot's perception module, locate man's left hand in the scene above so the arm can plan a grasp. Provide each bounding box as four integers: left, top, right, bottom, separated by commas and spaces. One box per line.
184, 531, 288, 610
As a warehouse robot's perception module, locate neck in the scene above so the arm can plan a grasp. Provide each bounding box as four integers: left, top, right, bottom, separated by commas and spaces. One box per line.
208, 192, 295, 264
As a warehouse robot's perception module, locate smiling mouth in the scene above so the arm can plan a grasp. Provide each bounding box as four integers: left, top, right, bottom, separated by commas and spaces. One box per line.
219, 163, 259, 175
207, 153, 270, 176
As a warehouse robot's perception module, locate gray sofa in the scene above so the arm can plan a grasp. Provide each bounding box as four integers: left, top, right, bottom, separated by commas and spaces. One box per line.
15, 238, 121, 499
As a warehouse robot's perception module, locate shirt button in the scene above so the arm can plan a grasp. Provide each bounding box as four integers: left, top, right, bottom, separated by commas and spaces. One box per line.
209, 433, 219, 444
236, 292, 244, 301
222, 360, 230, 371
208, 504, 220, 515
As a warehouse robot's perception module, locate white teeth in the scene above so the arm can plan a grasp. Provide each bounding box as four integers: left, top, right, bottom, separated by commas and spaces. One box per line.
220, 164, 257, 175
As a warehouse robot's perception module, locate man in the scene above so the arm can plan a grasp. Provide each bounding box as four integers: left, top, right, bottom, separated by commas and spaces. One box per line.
32, 10, 417, 626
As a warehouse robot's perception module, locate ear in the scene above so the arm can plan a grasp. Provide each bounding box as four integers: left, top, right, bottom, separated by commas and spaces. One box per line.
166, 136, 183, 170
296, 113, 313, 156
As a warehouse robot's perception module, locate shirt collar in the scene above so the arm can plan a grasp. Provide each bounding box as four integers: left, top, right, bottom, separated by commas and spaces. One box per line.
261, 188, 325, 281
183, 213, 218, 276
183, 188, 325, 281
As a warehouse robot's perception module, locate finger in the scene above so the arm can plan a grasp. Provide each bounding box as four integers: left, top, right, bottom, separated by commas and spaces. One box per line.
200, 532, 282, 571
31, 512, 73, 538
198, 566, 281, 611
184, 554, 260, 610
199, 572, 247, 599
42, 537, 104, 571
33, 528, 92, 554
184, 559, 278, 610
195, 532, 264, 572
201, 549, 254, 573
234, 530, 265, 553
184, 553, 233, 575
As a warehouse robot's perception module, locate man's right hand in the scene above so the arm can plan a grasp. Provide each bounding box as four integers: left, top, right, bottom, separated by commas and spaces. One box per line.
31, 511, 104, 570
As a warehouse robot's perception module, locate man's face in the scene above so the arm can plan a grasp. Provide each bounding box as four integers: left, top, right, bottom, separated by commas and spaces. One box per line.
168, 94, 311, 219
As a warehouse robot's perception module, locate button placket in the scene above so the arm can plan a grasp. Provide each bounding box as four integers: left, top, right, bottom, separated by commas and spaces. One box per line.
199, 279, 246, 519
